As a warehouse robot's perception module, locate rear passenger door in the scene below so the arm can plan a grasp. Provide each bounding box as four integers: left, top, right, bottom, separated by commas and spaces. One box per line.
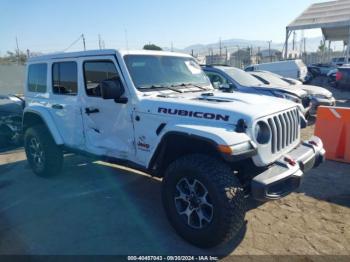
49, 60, 84, 147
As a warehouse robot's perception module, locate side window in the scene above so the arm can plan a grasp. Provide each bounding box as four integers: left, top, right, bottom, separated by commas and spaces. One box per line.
28, 63, 47, 93
205, 72, 227, 85
84, 61, 119, 97
245, 66, 253, 72
52, 62, 78, 95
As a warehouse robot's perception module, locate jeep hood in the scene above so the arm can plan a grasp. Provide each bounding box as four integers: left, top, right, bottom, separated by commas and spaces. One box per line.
137, 91, 297, 127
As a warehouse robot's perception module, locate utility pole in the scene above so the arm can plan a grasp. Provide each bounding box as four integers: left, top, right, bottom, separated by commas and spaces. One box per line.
171, 41, 173, 52
26, 49, 30, 59
225, 46, 228, 64
292, 31, 296, 50
98, 34, 102, 50
82, 34, 86, 51
268, 40, 272, 62
219, 37, 222, 57
15, 36, 20, 64
191, 49, 194, 57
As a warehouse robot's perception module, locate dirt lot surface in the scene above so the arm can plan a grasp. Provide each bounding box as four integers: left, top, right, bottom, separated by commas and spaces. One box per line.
0, 78, 349, 258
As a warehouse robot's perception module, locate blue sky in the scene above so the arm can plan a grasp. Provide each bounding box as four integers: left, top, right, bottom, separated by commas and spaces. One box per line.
0, 0, 324, 54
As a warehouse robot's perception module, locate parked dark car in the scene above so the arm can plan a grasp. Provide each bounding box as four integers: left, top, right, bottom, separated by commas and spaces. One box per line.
335, 66, 350, 90
0, 95, 24, 146
202, 65, 311, 119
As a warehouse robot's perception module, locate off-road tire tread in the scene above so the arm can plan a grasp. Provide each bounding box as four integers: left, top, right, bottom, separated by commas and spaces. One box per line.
24, 125, 63, 177
162, 154, 246, 248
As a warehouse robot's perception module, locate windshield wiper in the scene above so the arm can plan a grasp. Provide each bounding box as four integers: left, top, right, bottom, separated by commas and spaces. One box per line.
170, 83, 210, 91
139, 85, 183, 93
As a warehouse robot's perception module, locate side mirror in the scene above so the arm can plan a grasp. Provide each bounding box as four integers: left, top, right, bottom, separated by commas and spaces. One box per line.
219, 83, 235, 92
100, 79, 127, 103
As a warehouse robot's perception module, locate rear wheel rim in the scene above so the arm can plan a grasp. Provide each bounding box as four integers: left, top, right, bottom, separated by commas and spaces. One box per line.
174, 177, 213, 229
28, 137, 45, 169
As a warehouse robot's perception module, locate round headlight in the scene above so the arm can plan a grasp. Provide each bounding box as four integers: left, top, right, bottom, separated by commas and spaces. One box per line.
255, 121, 270, 144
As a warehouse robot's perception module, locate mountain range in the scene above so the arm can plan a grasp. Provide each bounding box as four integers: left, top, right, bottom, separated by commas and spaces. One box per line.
164, 36, 324, 54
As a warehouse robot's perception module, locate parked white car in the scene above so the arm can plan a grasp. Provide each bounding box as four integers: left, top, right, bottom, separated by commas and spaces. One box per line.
23, 49, 325, 248
245, 59, 308, 82
249, 71, 336, 115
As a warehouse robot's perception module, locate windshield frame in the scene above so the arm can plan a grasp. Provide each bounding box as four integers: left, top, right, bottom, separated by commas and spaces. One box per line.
123, 54, 211, 92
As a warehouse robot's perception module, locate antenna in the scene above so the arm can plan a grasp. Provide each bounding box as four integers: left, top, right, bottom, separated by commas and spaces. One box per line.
82, 34, 86, 51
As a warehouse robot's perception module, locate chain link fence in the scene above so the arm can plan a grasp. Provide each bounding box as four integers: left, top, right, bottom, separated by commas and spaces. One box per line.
188, 45, 346, 68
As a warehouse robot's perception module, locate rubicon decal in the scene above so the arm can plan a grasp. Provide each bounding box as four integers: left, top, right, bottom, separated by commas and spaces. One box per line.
158, 108, 230, 122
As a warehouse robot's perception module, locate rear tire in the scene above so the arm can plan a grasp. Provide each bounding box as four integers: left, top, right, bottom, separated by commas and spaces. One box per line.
162, 154, 246, 248
24, 125, 63, 177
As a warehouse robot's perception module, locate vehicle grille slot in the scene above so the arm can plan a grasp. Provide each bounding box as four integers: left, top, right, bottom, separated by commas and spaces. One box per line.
282, 113, 290, 146
268, 118, 277, 154
268, 108, 300, 155
278, 114, 286, 148
287, 111, 294, 144
293, 109, 299, 140
274, 116, 282, 151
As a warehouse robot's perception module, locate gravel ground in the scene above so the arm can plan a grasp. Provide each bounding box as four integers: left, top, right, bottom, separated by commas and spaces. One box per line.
0, 78, 349, 258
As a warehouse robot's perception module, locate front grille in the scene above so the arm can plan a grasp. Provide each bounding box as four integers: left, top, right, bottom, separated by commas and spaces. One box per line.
267, 108, 300, 154
302, 96, 311, 108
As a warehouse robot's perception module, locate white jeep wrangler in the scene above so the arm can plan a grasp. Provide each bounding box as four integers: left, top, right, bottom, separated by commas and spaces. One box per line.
23, 49, 325, 248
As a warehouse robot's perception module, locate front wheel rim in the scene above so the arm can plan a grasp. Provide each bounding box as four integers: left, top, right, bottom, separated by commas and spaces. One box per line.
174, 177, 213, 229
28, 137, 45, 169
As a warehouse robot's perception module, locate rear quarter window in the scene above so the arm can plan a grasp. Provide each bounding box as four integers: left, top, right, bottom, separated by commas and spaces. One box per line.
28, 63, 47, 93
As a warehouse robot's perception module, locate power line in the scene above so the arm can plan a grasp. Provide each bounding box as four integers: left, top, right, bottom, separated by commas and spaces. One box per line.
62, 34, 85, 52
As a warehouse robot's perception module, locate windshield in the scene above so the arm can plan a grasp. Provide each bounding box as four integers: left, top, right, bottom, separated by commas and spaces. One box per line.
253, 73, 290, 87
124, 55, 211, 90
222, 67, 262, 86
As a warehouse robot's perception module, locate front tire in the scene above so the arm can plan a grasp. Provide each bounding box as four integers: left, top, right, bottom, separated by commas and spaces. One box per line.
24, 125, 63, 177
162, 154, 246, 248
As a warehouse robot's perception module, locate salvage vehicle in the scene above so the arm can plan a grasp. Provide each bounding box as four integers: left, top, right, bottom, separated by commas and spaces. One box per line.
202, 65, 311, 117
0, 94, 24, 146
335, 65, 350, 90
23, 50, 325, 248
245, 59, 308, 82
249, 71, 336, 115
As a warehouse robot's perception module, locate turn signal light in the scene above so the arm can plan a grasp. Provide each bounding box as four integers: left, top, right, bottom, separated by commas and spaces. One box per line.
217, 145, 233, 154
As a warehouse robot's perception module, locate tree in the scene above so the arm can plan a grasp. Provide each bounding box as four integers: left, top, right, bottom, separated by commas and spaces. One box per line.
318, 40, 326, 53
143, 44, 162, 51
0, 50, 27, 64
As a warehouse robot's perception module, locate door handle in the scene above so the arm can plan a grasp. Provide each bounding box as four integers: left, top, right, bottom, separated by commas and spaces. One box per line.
52, 104, 64, 109
85, 107, 100, 115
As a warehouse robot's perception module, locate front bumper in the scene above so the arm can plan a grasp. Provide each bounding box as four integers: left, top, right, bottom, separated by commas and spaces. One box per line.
251, 136, 325, 201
